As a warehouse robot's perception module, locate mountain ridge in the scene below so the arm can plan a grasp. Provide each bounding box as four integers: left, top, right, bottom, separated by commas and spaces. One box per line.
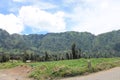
0, 29, 120, 57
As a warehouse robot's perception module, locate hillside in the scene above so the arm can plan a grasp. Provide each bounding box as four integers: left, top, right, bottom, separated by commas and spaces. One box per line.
0, 29, 120, 57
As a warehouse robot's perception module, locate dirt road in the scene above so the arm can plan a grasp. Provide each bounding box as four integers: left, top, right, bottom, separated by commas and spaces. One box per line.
61, 67, 120, 80
0, 65, 33, 80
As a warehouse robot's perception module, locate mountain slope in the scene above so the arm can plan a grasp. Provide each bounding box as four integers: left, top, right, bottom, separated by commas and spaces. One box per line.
0, 29, 120, 57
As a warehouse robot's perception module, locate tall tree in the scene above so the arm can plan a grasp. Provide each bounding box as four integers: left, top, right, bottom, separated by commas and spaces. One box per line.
71, 43, 77, 59
45, 51, 49, 61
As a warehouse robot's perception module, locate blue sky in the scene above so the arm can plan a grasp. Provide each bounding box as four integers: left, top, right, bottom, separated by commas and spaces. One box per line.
0, 0, 120, 35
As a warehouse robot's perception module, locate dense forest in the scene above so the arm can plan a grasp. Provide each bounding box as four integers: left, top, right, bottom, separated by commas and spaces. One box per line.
0, 29, 120, 62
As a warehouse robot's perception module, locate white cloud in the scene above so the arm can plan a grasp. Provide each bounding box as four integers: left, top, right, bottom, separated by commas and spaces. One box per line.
68, 0, 120, 35
0, 13, 24, 34
19, 6, 66, 32
1, 0, 120, 35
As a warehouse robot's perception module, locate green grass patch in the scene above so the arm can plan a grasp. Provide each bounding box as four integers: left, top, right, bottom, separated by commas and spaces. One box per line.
29, 58, 120, 80
0, 61, 24, 69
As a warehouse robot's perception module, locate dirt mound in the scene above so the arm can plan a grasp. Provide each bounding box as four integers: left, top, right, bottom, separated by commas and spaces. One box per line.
8, 65, 32, 75
0, 65, 34, 80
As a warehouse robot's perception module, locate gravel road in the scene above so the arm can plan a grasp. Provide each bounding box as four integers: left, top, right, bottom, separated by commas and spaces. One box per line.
61, 67, 120, 80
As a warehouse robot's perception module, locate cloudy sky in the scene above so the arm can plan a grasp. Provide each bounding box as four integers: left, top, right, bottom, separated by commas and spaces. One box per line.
0, 0, 120, 35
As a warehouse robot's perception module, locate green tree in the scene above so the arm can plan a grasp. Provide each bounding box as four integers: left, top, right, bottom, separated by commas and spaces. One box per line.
45, 51, 49, 61
71, 43, 77, 59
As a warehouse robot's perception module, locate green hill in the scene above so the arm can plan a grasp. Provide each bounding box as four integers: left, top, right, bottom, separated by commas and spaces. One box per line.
0, 29, 120, 57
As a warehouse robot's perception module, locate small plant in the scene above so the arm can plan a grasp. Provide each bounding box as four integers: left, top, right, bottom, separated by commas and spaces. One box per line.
52, 65, 72, 77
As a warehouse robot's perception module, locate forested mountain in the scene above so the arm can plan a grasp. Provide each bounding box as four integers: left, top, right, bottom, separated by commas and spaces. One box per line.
0, 29, 120, 58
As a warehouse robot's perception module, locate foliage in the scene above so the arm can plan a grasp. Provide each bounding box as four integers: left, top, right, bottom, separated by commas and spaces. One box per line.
0, 29, 120, 62
29, 58, 120, 80
0, 61, 23, 69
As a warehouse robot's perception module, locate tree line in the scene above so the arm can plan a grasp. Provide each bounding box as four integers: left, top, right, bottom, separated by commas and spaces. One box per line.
0, 29, 120, 63
0, 43, 82, 63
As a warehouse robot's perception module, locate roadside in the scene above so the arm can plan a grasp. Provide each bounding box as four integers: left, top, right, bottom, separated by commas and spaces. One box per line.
61, 67, 120, 80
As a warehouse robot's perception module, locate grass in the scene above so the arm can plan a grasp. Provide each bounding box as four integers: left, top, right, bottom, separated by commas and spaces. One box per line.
0, 58, 120, 80
28, 58, 120, 80
0, 61, 24, 69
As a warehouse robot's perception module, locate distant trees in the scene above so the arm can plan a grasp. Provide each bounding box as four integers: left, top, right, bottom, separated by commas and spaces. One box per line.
0, 52, 10, 63
72, 43, 76, 59
1, 28, 120, 63
71, 43, 82, 59
44, 51, 48, 60
66, 52, 70, 59
114, 43, 120, 52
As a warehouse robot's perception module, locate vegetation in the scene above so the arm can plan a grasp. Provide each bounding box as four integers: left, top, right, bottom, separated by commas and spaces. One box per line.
0, 57, 120, 80
0, 29, 120, 79
29, 58, 120, 80
0, 29, 120, 62
0, 61, 23, 69
0, 28, 120, 79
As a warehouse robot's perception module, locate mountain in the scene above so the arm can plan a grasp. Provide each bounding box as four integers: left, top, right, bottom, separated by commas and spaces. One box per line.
92, 30, 120, 57
0, 29, 120, 57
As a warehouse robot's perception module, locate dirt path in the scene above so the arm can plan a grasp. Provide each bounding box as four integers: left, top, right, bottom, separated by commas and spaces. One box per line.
0, 65, 34, 80
61, 67, 120, 80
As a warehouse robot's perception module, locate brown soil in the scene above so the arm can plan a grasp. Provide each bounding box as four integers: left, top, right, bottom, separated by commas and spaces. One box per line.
0, 65, 34, 80
61, 67, 120, 80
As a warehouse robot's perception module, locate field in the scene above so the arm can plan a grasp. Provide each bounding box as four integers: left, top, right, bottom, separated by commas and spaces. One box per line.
0, 58, 120, 80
